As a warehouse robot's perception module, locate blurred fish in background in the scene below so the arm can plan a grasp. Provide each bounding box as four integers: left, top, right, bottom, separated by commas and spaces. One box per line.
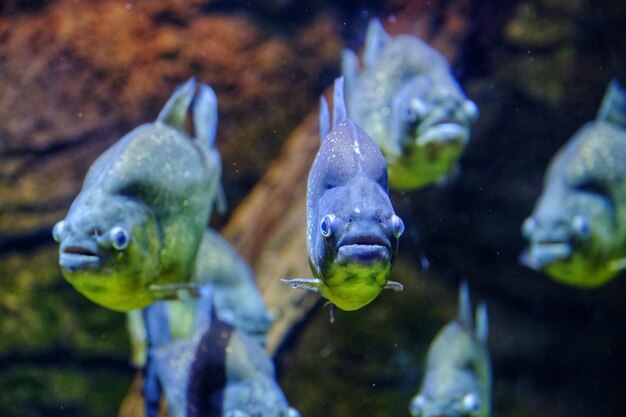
410, 282, 491, 417
342, 18, 479, 190
521, 80, 626, 287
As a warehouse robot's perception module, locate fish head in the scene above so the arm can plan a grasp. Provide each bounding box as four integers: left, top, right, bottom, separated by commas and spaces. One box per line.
520, 126, 621, 287
53, 190, 161, 311
411, 318, 491, 417
389, 85, 478, 189
410, 390, 484, 417
311, 177, 404, 310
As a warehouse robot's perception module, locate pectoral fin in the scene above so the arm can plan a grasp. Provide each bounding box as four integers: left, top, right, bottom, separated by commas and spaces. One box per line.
384, 280, 404, 291
609, 257, 626, 273
148, 282, 201, 300
280, 278, 323, 293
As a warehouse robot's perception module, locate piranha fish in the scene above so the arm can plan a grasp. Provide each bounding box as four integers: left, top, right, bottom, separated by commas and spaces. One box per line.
52, 78, 224, 311
410, 282, 491, 417
281, 77, 404, 311
342, 18, 479, 190
520, 80, 626, 287
142, 287, 299, 417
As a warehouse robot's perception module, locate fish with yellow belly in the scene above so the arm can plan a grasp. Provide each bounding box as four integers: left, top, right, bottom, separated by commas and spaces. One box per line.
342, 18, 479, 190
410, 282, 491, 417
281, 77, 404, 311
521, 80, 626, 287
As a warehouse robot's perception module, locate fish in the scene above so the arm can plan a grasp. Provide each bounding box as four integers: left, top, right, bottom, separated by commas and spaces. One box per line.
52, 78, 226, 311
141, 287, 299, 417
520, 80, 626, 287
342, 18, 479, 190
127, 228, 274, 369
281, 77, 404, 312
410, 282, 491, 417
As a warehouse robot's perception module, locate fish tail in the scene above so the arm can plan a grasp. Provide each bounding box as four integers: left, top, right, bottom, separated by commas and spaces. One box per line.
596, 79, 626, 129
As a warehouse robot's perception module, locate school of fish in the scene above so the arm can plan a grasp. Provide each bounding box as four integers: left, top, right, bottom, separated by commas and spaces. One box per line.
49, 15, 626, 417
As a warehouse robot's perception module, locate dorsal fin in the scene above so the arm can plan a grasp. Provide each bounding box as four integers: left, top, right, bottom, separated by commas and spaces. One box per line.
475, 302, 489, 344
320, 95, 330, 143
157, 78, 196, 130
332, 76, 347, 129
364, 18, 391, 67
192, 83, 218, 150
457, 280, 473, 329
596, 79, 626, 129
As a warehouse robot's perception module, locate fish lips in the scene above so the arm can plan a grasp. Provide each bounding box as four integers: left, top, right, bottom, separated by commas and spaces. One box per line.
59, 242, 102, 272
417, 122, 469, 147
336, 232, 392, 265
519, 241, 573, 270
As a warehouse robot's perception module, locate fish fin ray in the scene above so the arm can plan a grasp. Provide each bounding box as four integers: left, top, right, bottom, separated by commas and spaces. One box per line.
458, 280, 473, 328
364, 18, 390, 67
332, 76, 347, 128
320, 95, 330, 142
280, 278, 322, 293
157, 78, 196, 130
609, 257, 626, 272
475, 302, 489, 344
192, 83, 218, 150
597, 79, 626, 129
384, 280, 404, 291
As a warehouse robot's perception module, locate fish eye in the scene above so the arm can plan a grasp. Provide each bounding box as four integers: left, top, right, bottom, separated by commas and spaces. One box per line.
391, 214, 404, 238
462, 99, 479, 121
284, 408, 301, 417
571, 215, 590, 239
52, 220, 65, 243
403, 98, 427, 122
320, 215, 335, 238
521, 217, 537, 238
110, 226, 131, 250
459, 393, 481, 414
409, 395, 426, 417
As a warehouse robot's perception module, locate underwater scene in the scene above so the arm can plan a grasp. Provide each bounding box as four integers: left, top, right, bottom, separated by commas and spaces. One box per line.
2, 0, 626, 416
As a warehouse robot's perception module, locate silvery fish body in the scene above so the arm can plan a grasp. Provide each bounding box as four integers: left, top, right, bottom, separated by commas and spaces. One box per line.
142, 288, 298, 417
521, 80, 626, 287
342, 19, 478, 190
282, 77, 404, 311
410, 283, 491, 417
53, 79, 225, 311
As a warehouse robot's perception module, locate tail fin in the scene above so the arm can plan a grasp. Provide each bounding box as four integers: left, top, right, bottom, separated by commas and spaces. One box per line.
596, 79, 626, 130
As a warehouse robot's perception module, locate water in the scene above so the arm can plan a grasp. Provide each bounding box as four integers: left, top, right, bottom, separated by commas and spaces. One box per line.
1, 1, 626, 416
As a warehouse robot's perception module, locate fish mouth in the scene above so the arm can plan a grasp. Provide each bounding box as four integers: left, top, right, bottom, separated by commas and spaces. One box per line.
519, 241, 573, 270
417, 122, 469, 146
337, 234, 391, 265
59, 244, 102, 271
